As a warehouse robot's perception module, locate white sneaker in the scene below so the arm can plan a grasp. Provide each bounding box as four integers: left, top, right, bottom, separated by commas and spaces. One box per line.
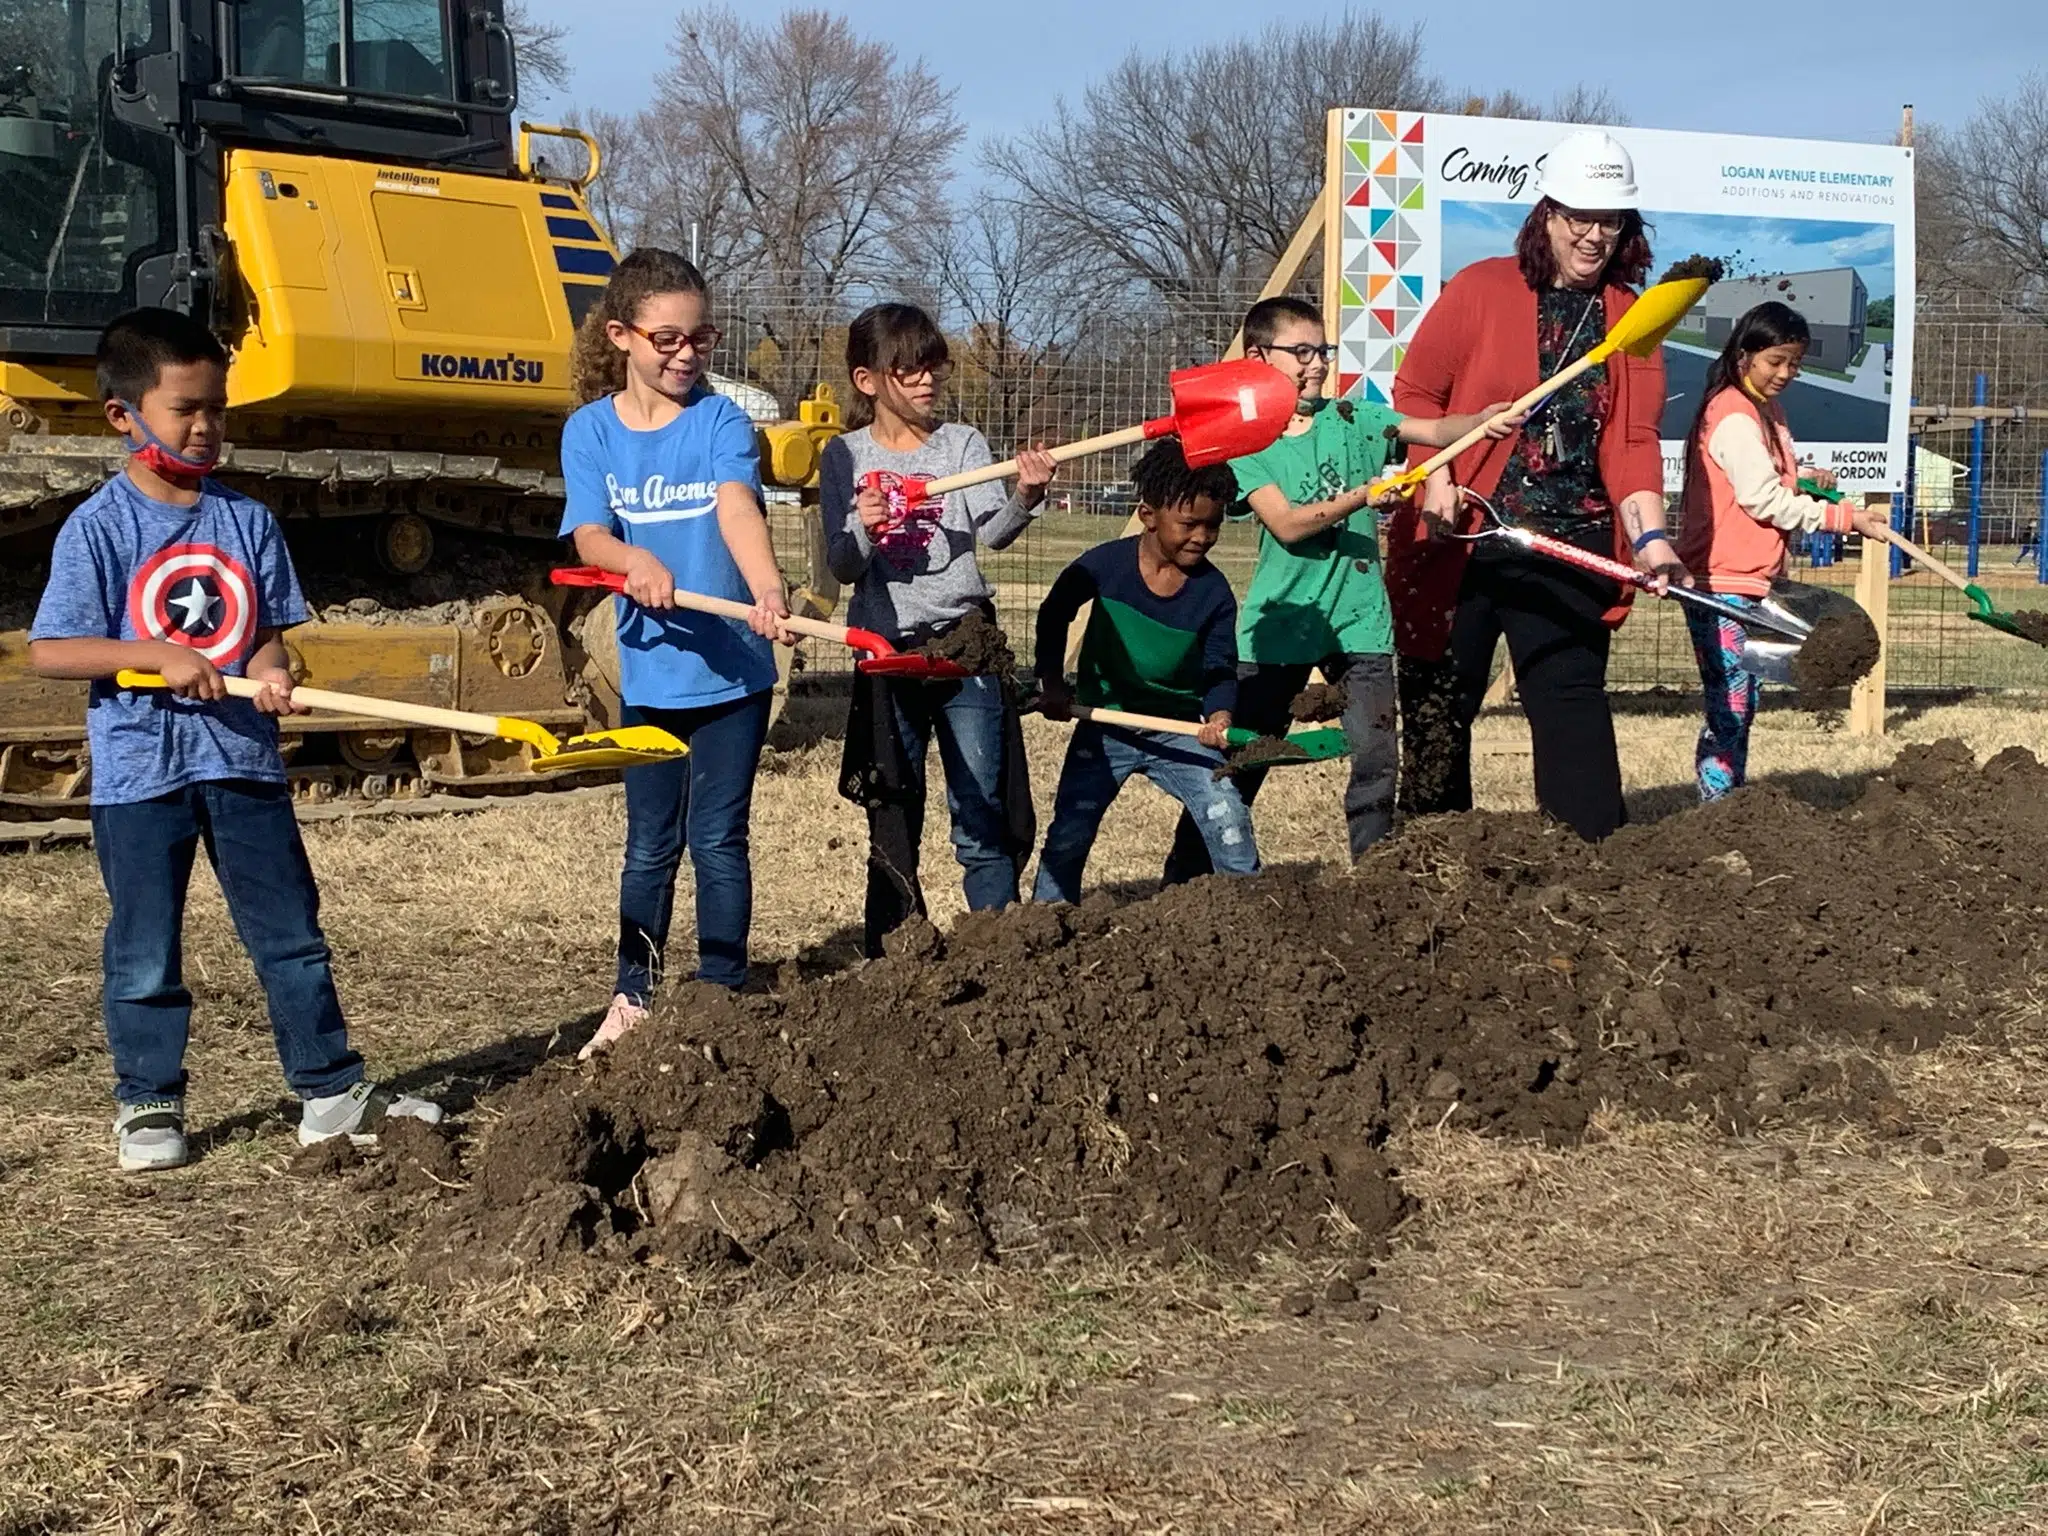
578, 993, 648, 1061
114, 1098, 188, 1172
299, 1081, 443, 1147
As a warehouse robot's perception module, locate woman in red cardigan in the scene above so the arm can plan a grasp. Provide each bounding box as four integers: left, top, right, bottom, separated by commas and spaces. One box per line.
1389, 130, 1685, 841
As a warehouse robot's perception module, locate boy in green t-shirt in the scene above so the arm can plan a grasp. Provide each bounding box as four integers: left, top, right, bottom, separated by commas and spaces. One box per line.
1164, 296, 1514, 880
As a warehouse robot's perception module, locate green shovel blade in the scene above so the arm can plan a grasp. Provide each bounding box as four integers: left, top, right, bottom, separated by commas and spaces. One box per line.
1221, 725, 1350, 762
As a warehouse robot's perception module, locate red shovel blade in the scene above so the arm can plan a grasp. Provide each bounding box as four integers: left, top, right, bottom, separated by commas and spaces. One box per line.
845, 625, 971, 679
1153, 357, 1300, 467
859, 654, 972, 680
550, 565, 624, 591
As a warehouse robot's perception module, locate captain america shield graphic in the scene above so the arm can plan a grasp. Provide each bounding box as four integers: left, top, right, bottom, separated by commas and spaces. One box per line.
127, 543, 257, 665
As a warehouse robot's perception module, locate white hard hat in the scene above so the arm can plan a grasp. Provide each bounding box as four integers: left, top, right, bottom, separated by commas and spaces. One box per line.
1534, 129, 1639, 210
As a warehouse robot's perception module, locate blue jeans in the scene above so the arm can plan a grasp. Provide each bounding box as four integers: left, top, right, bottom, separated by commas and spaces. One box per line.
887, 674, 1018, 913
89, 780, 364, 1104
616, 689, 770, 997
1164, 653, 1397, 882
1034, 724, 1258, 905
1686, 597, 1761, 802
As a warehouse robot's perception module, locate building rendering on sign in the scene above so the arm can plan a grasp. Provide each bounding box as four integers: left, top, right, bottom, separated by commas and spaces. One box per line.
1689, 267, 1870, 367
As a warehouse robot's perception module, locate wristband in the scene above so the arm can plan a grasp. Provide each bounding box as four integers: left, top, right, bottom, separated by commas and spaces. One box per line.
1632, 528, 1671, 553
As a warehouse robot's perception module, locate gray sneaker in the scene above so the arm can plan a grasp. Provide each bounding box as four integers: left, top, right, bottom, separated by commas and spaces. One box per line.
114, 1098, 188, 1172
298, 1081, 443, 1147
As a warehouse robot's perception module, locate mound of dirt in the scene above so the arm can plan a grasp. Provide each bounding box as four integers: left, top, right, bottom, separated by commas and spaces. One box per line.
419, 742, 2048, 1281
1289, 682, 1348, 723
1791, 606, 1883, 699
917, 610, 1016, 678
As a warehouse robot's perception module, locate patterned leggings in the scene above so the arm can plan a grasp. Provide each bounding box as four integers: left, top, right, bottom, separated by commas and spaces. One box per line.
1685, 597, 1761, 802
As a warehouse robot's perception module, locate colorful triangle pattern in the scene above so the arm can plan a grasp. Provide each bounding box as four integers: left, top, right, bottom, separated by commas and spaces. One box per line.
1338, 109, 1429, 402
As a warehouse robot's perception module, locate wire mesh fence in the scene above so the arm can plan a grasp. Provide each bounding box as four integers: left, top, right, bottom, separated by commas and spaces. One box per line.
718, 281, 2048, 694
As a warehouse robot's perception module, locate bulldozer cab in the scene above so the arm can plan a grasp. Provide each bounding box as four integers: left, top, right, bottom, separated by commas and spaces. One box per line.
0, 0, 523, 355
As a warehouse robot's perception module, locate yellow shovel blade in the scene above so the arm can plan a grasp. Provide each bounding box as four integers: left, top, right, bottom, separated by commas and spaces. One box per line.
1590, 275, 1711, 361
528, 726, 690, 775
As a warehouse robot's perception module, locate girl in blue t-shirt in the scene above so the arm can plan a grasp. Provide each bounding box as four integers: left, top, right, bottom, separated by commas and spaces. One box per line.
558, 248, 792, 1055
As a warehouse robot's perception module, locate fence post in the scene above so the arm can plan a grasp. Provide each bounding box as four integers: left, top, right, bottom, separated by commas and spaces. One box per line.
1895, 419, 1916, 577
1849, 495, 1890, 738
1967, 372, 1986, 577
2038, 448, 2048, 587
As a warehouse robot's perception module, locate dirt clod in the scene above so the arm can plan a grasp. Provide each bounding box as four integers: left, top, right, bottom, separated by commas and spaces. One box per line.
1983, 1145, 2012, 1172
1920, 1136, 1946, 1155
1289, 682, 1347, 723
359, 1118, 463, 1197
1660, 254, 1727, 284
1325, 1278, 1359, 1305
1999, 610, 2048, 647
1280, 1291, 1315, 1318
917, 610, 1015, 678
1222, 734, 1309, 773
291, 1137, 364, 1178
1790, 607, 1882, 700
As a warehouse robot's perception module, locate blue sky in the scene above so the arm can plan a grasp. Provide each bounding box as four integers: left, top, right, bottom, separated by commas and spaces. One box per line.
518, 0, 2037, 155
1441, 204, 1899, 298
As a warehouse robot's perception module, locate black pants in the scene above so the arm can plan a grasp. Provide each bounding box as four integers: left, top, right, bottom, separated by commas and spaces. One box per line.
1398, 523, 1626, 841
1162, 652, 1398, 883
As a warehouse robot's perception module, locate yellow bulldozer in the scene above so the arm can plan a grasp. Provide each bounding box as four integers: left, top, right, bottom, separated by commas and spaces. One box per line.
0, 0, 840, 819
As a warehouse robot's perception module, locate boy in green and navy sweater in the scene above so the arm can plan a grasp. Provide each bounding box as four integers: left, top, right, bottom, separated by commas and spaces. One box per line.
1031, 440, 1254, 903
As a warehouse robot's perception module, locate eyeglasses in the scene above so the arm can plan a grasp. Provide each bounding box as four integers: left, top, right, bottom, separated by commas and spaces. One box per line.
889, 361, 954, 385
1257, 342, 1338, 365
626, 322, 722, 355
1554, 209, 1627, 237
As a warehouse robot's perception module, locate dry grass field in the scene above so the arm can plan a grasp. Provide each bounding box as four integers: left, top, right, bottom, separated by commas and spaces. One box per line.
6, 698, 2048, 1533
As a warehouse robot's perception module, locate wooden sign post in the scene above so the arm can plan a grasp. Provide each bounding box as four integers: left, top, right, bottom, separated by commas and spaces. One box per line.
1848, 497, 1891, 737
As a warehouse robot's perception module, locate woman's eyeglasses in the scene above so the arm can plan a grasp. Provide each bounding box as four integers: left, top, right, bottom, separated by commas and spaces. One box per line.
1257, 342, 1338, 365
889, 361, 954, 385
626, 322, 723, 355
1554, 210, 1627, 237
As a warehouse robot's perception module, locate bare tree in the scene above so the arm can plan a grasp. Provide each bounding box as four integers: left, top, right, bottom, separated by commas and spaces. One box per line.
1456, 84, 1631, 125
925, 200, 1120, 456
984, 12, 1445, 310
1920, 75, 2048, 318
588, 7, 958, 408
505, 0, 572, 97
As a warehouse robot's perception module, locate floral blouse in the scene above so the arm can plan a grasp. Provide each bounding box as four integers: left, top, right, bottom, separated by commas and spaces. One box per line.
1494, 286, 1615, 533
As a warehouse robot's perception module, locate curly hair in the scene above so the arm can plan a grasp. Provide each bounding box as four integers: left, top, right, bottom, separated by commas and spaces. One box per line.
1131, 436, 1239, 513
568, 247, 709, 407
1514, 198, 1654, 291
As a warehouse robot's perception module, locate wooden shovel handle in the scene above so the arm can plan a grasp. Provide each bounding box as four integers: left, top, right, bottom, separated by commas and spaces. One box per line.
659, 587, 899, 655
1863, 526, 1974, 595
918, 424, 1152, 498
1365, 350, 1606, 499
1068, 704, 1203, 739
550, 568, 896, 656
115, 670, 516, 737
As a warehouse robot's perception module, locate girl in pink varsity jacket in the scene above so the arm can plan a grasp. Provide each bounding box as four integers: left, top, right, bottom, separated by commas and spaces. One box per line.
1674, 301, 1888, 800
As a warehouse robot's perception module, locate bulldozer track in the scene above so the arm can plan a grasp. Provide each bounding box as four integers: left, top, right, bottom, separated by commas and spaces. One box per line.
1, 436, 568, 539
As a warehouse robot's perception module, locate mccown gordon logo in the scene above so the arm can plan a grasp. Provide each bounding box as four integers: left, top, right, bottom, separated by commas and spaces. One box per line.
127, 543, 256, 664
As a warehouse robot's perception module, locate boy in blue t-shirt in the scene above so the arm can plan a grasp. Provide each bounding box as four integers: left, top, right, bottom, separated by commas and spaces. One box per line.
29, 308, 441, 1172
1030, 440, 1257, 903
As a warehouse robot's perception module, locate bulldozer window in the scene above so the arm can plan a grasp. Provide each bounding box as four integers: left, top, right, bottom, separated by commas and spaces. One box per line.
236, 0, 453, 100
0, 0, 178, 326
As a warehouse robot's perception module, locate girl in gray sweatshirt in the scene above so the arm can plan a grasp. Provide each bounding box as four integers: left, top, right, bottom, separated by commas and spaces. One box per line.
820, 303, 1056, 953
